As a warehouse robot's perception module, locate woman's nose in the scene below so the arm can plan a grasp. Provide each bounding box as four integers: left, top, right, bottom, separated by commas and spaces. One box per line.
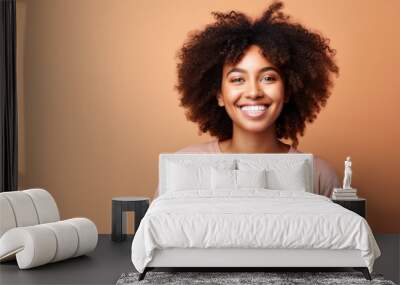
245, 81, 263, 99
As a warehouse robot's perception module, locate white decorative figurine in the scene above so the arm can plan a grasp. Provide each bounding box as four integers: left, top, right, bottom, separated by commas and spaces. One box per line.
332, 156, 357, 199
343, 156, 352, 189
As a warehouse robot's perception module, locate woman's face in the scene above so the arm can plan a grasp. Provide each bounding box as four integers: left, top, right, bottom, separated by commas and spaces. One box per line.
218, 45, 285, 134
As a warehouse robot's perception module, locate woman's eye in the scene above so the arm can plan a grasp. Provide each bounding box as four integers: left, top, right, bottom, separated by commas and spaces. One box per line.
262, 75, 276, 83
230, 77, 244, 83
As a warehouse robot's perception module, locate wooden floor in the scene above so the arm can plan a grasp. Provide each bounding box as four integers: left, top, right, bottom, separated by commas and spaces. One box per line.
0, 234, 398, 285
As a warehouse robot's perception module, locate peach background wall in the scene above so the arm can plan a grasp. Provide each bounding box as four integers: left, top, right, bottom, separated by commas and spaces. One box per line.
16, 0, 400, 233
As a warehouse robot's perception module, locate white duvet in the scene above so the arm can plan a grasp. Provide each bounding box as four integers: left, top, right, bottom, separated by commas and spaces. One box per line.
131, 190, 380, 273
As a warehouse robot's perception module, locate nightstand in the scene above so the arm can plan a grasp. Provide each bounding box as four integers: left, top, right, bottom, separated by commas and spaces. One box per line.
111, 197, 150, 241
332, 198, 366, 218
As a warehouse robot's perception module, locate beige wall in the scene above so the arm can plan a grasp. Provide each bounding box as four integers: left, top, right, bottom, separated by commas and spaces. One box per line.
16, 0, 400, 233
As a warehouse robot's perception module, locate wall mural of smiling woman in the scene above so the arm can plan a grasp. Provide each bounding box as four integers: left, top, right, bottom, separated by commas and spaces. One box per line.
16, 0, 400, 234
165, 1, 340, 197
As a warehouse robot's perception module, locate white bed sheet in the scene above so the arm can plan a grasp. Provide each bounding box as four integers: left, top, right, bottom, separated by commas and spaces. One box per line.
131, 189, 380, 273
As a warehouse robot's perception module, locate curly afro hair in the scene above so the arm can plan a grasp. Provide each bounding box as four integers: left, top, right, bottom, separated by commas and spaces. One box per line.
175, 0, 339, 148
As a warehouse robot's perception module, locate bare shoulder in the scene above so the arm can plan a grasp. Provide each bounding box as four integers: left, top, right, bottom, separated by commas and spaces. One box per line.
313, 155, 337, 176
313, 155, 340, 196
291, 149, 335, 172
294, 148, 336, 174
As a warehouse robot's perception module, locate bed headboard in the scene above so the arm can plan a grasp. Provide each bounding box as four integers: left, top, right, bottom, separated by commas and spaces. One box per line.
159, 153, 314, 195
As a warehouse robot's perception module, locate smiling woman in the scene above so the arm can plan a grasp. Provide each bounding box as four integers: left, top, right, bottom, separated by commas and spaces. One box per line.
217, 45, 287, 153
169, 0, 340, 197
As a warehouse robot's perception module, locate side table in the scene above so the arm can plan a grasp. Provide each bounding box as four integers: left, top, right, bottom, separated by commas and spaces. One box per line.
332, 198, 366, 218
112, 196, 150, 242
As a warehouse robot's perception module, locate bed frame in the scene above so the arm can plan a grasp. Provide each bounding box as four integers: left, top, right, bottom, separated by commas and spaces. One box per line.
139, 248, 371, 280
138, 154, 372, 281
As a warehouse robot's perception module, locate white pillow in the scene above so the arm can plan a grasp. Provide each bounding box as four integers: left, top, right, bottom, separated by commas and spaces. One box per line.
237, 169, 267, 188
238, 159, 308, 191
211, 168, 267, 190
211, 168, 236, 190
166, 160, 236, 192
266, 162, 307, 191
166, 162, 210, 191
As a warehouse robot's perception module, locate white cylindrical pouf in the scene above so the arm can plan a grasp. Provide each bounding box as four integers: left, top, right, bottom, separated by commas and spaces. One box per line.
0, 195, 17, 238
64, 218, 98, 257
24, 189, 60, 223
0, 192, 39, 227
42, 221, 79, 262
0, 226, 57, 269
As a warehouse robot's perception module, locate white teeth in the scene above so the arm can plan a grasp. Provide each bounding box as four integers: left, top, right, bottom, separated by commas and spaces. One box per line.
240, 105, 266, 111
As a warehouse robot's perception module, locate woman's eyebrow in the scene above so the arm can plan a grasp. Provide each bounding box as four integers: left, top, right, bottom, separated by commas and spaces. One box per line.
226, 66, 280, 76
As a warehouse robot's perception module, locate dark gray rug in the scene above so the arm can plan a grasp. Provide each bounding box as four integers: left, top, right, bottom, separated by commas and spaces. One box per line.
116, 271, 396, 285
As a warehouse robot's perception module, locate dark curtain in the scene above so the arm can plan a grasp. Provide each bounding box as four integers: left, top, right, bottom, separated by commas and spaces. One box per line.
0, 0, 18, 192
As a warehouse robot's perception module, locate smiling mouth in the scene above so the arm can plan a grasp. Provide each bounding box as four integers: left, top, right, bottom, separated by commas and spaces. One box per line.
237, 104, 269, 118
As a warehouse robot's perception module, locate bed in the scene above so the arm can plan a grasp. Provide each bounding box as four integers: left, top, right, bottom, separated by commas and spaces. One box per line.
131, 153, 381, 281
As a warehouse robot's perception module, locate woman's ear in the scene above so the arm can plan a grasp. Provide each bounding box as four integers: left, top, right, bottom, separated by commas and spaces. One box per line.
217, 93, 225, 107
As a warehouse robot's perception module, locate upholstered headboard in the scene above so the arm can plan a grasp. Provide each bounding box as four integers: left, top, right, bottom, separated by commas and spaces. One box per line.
159, 153, 313, 195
